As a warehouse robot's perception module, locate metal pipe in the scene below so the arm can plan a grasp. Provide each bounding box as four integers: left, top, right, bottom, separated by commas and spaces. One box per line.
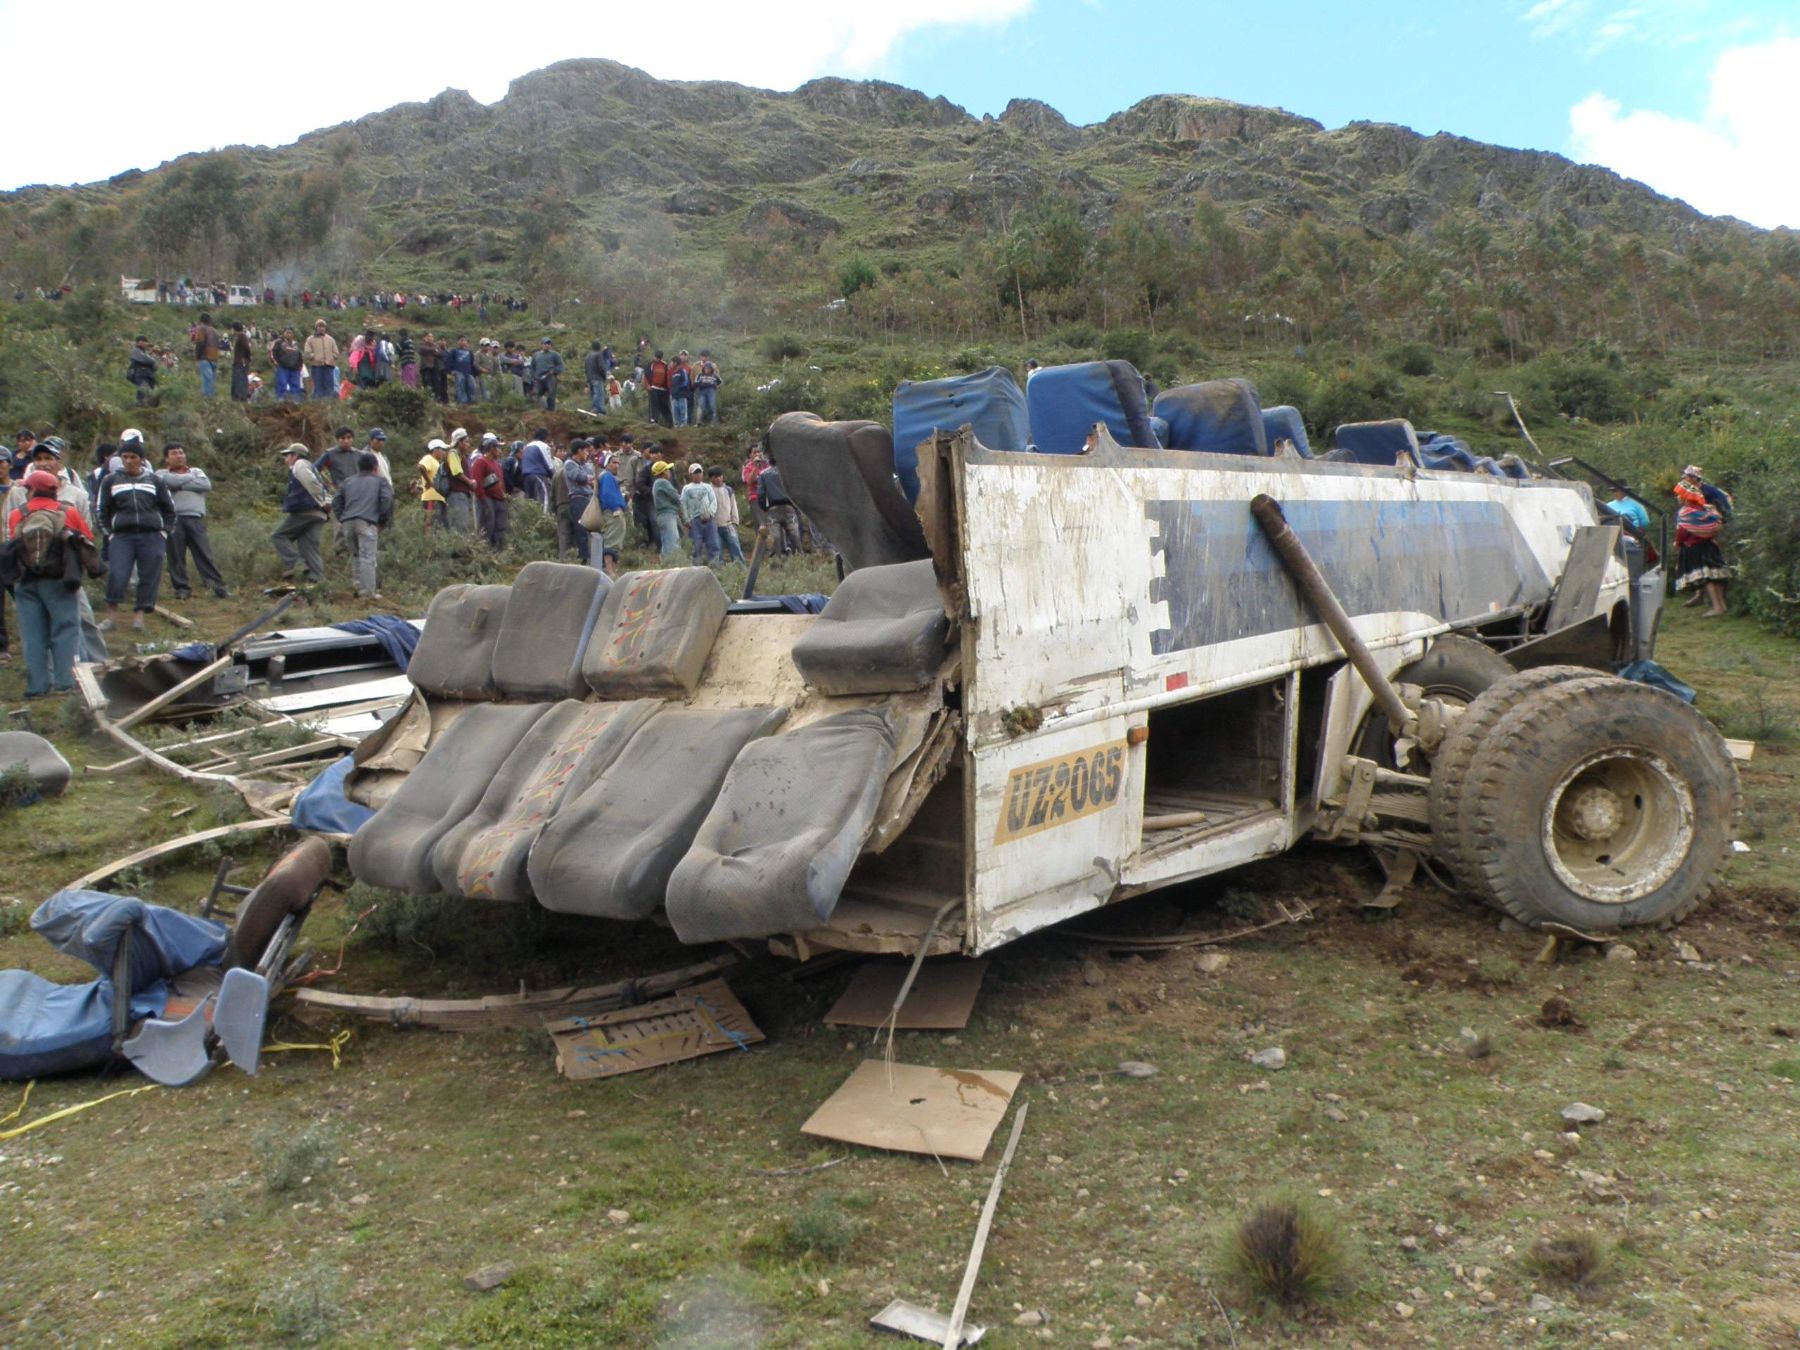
1249, 493, 1414, 735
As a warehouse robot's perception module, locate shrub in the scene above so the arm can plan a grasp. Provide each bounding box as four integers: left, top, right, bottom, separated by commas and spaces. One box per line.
1524, 1229, 1613, 1292
1217, 1194, 1358, 1309
256, 1121, 339, 1194
778, 1193, 862, 1263
1102, 328, 1152, 370
762, 333, 807, 362
258, 1261, 343, 1344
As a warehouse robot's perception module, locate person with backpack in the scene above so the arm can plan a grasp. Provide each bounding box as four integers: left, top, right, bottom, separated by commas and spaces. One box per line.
269, 327, 305, 401
668, 351, 694, 427
98, 438, 175, 629
520, 429, 554, 510
272, 442, 332, 584
6, 470, 99, 696
158, 442, 231, 600
693, 350, 722, 424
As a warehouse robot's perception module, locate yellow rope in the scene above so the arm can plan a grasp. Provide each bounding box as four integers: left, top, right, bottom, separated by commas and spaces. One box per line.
262, 1029, 353, 1070
0, 1083, 161, 1142
1, 1080, 32, 1128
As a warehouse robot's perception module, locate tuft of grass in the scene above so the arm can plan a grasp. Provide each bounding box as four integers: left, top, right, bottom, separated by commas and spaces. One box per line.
1217, 1193, 1358, 1309
256, 1122, 339, 1195
0, 897, 27, 938
1525, 1229, 1614, 1293
1718, 683, 1796, 745
776, 1193, 862, 1263
0, 763, 39, 812
258, 1261, 343, 1344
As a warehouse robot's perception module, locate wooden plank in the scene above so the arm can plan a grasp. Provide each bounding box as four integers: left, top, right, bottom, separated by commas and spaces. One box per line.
66, 816, 293, 890
257, 673, 414, 714
943, 1101, 1029, 1349
114, 654, 235, 732
291, 954, 738, 1030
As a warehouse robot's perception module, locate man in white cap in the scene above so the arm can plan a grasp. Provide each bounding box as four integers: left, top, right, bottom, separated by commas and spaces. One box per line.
679, 461, 721, 564
271, 442, 331, 584
442, 429, 476, 533
417, 439, 449, 532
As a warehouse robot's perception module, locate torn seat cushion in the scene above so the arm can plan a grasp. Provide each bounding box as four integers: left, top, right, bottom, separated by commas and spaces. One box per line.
31, 891, 227, 990
1262, 405, 1312, 457
491, 562, 612, 700
231, 837, 333, 971
0, 731, 72, 799
582, 568, 729, 699
430, 699, 660, 902
347, 702, 553, 894
0, 971, 166, 1080
791, 559, 949, 696
1153, 378, 1268, 456
406, 584, 512, 700
667, 706, 901, 943
766, 412, 930, 572
1026, 360, 1157, 454
528, 706, 786, 920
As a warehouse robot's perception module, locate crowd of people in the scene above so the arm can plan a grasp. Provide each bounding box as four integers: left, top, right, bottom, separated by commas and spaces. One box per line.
129, 318, 726, 425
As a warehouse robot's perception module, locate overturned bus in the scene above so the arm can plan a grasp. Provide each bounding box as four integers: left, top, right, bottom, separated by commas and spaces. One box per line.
342, 370, 1739, 957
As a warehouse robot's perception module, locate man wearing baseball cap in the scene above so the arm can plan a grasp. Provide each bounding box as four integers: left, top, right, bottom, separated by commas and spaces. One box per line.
271, 442, 331, 584
651, 459, 682, 558
363, 428, 392, 484
417, 439, 450, 533
679, 461, 720, 563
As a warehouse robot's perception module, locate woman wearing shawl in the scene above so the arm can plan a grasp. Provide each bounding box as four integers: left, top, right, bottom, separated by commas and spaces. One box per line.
1673, 464, 1731, 617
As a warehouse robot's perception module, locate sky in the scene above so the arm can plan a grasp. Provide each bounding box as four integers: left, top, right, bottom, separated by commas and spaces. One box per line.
1, 0, 1794, 229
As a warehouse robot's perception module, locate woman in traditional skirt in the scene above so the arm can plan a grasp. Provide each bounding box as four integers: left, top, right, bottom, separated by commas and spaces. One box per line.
1672, 464, 1732, 617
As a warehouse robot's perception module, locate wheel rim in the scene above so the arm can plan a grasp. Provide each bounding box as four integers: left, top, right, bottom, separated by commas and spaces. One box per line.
1542, 748, 1695, 903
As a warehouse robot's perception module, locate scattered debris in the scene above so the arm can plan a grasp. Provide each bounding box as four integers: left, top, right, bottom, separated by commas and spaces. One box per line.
464, 1262, 517, 1293
66, 816, 296, 892
1604, 943, 1638, 963
1250, 1047, 1287, 1070
1193, 951, 1231, 975
802, 1062, 1023, 1162
1012, 1310, 1046, 1327
1672, 939, 1703, 963
546, 979, 762, 1080
869, 1299, 986, 1346
825, 959, 988, 1030
1116, 1061, 1159, 1079
1561, 1102, 1607, 1126
1537, 995, 1585, 1030
293, 954, 737, 1030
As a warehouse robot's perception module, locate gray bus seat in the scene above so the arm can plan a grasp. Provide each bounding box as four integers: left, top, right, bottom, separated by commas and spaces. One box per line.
766, 411, 930, 572
491, 562, 612, 700
430, 699, 659, 902
582, 568, 729, 699
790, 559, 949, 695
667, 706, 901, 943
406, 584, 511, 700
347, 701, 552, 893
528, 706, 786, 920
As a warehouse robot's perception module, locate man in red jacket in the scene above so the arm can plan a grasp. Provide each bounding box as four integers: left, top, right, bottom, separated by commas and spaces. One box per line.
646, 350, 672, 426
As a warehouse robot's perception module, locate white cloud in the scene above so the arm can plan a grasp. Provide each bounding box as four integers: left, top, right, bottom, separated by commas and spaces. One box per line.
1521, 0, 1744, 52
0, 0, 1033, 190
1568, 36, 1800, 228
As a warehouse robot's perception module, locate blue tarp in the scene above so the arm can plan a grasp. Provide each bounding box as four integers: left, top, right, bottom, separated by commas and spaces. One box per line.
1026, 360, 1158, 455
331, 616, 420, 671
291, 755, 377, 836
1262, 405, 1312, 457
892, 367, 1030, 502
1153, 379, 1268, 456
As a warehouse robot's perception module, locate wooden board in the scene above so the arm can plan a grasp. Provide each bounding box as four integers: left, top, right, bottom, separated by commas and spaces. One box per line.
545, 979, 763, 1079
824, 959, 988, 1030
801, 1061, 1022, 1162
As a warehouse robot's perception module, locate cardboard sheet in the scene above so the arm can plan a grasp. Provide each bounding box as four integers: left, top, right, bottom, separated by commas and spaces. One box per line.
824, 959, 988, 1030
801, 1061, 1022, 1162
546, 979, 763, 1080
